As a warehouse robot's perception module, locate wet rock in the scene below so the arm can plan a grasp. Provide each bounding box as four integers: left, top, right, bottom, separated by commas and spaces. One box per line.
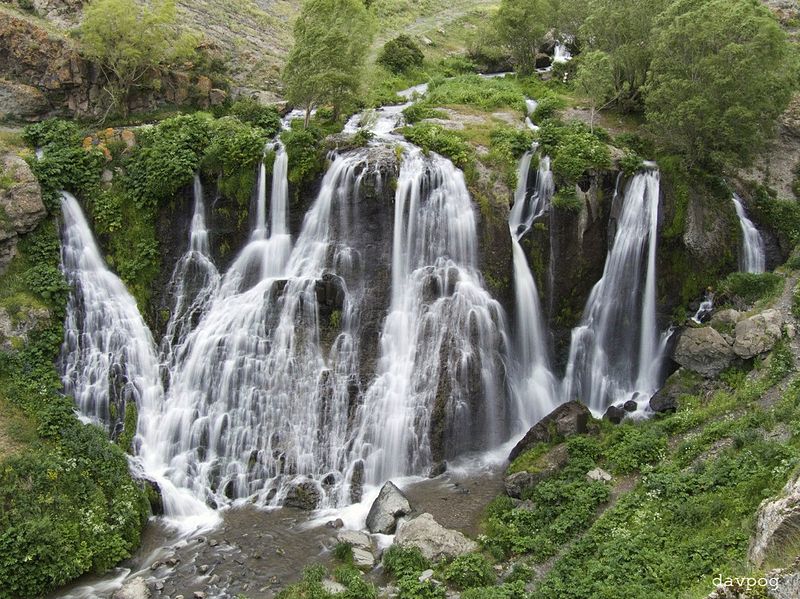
113, 577, 150, 599
419, 569, 435, 582
395, 513, 478, 562
508, 401, 591, 462
649, 368, 699, 413
733, 309, 783, 360
623, 400, 638, 412
327, 518, 345, 529
535, 54, 552, 69
0, 303, 50, 353
428, 461, 448, 478
603, 405, 626, 424
749, 470, 800, 567
586, 468, 612, 483
350, 459, 365, 504
674, 326, 735, 377
283, 479, 322, 510
366, 481, 412, 534
193, 593, 206, 599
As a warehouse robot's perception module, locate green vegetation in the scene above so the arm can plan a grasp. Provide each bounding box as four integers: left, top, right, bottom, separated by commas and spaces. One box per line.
283, 0, 375, 125
538, 120, 611, 185
443, 553, 495, 589
645, 0, 797, 170
400, 122, 475, 171
423, 75, 526, 112
493, 0, 552, 75
718, 272, 784, 309
0, 210, 147, 597
572, 50, 615, 132
275, 559, 377, 598
79, 0, 199, 117
378, 35, 425, 74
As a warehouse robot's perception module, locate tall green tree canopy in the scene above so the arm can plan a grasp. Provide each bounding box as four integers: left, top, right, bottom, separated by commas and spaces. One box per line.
79, 0, 197, 116
645, 0, 797, 169
494, 0, 554, 75
580, 0, 669, 111
283, 0, 374, 125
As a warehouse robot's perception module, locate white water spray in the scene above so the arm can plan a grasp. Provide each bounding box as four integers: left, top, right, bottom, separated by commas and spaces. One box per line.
732, 193, 766, 274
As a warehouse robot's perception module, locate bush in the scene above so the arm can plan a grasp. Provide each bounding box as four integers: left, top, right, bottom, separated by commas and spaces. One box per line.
461, 581, 527, 599
400, 122, 474, 170
403, 104, 446, 124
538, 120, 612, 184
552, 188, 583, 212
424, 75, 526, 112
383, 545, 431, 578
281, 125, 326, 185
378, 35, 425, 74
228, 97, 282, 136
750, 187, 800, 249
443, 553, 495, 589
603, 425, 667, 474
718, 272, 783, 309
531, 96, 563, 122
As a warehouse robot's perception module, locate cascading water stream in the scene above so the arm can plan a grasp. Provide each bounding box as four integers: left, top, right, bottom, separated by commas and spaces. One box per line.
140, 150, 371, 509
160, 175, 220, 371
350, 146, 511, 485
732, 193, 766, 274
561, 169, 665, 413
59, 192, 163, 434
508, 153, 558, 425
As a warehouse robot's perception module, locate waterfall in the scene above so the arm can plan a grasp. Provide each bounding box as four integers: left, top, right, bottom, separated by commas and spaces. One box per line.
553, 42, 572, 64
350, 146, 511, 484
732, 193, 766, 274
160, 175, 220, 371
509, 152, 557, 425
562, 169, 664, 413
59, 192, 163, 436
140, 151, 371, 509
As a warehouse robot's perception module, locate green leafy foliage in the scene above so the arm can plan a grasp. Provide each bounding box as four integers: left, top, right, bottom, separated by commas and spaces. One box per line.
603, 425, 667, 474
227, 98, 282, 136
443, 553, 495, 589
0, 220, 148, 598
423, 75, 526, 112
383, 545, 431, 578
493, 0, 552, 74
461, 581, 527, 599
537, 120, 611, 184
750, 188, 800, 249
718, 272, 784, 309
645, 0, 797, 169
281, 126, 326, 186
378, 35, 425, 74
400, 123, 474, 170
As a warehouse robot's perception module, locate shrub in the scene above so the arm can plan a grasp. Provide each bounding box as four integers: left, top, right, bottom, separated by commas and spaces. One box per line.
281, 125, 326, 185
531, 96, 563, 122
538, 120, 612, 184
750, 187, 800, 249
443, 553, 495, 589
603, 425, 667, 474
378, 35, 425, 74
424, 75, 526, 112
552, 188, 583, 212
620, 150, 644, 175
396, 577, 446, 599
718, 272, 783, 309
400, 122, 474, 170
490, 127, 536, 161
383, 545, 431, 578
228, 98, 282, 136
403, 104, 446, 124
461, 581, 527, 599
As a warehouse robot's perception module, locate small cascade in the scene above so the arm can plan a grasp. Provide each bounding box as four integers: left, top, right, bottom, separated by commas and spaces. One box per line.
59, 192, 163, 436
553, 42, 572, 64
508, 153, 558, 424
732, 193, 766, 274
160, 175, 220, 371
562, 169, 664, 413
141, 151, 371, 509
350, 146, 511, 484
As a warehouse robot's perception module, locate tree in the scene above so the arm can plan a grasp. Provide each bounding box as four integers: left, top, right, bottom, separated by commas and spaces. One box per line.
283, 0, 374, 127
645, 0, 797, 169
580, 0, 669, 111
494, 0, 554, 75
573, 51, 615, 132
378, 35, 424, 74
79, 0, 197, 118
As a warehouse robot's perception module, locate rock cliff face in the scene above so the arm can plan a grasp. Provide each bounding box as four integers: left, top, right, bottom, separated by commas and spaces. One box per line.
0, 152, 46, 272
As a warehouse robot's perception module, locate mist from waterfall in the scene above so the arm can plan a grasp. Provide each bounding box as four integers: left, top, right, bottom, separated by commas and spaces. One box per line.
732, 193, 766, 274
561, 169, 665, 413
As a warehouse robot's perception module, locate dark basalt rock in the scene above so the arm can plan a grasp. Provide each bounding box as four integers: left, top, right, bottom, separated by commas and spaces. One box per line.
283, 480, 322, 511
508, 401, 592, 462
603, 405, 626, 424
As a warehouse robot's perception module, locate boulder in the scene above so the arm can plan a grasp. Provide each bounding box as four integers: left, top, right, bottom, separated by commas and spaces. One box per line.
112, 578, 150, 599
649, 368, 698, 413
352, 546, 375, 569
395, 513, 478, 562
428, 461, 447, 478
603, 405, 626, 424
508, 401, 591, 462
710, 308, 742, 330
504, 443, 569, 498
0, 153, 47, 273
337, 529, 372, 552
673, 326, 735, 377
366, 481, 412, 534
733, 309, 783, 360
0, 304, 50, 352
349, 459, 365, 504
749, 471, 800, 567
535, 54, 552, 69
623, 400, 638, 412
586, 468, 612, 483
282, 479, 322, 510
322, 579, 346, 594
